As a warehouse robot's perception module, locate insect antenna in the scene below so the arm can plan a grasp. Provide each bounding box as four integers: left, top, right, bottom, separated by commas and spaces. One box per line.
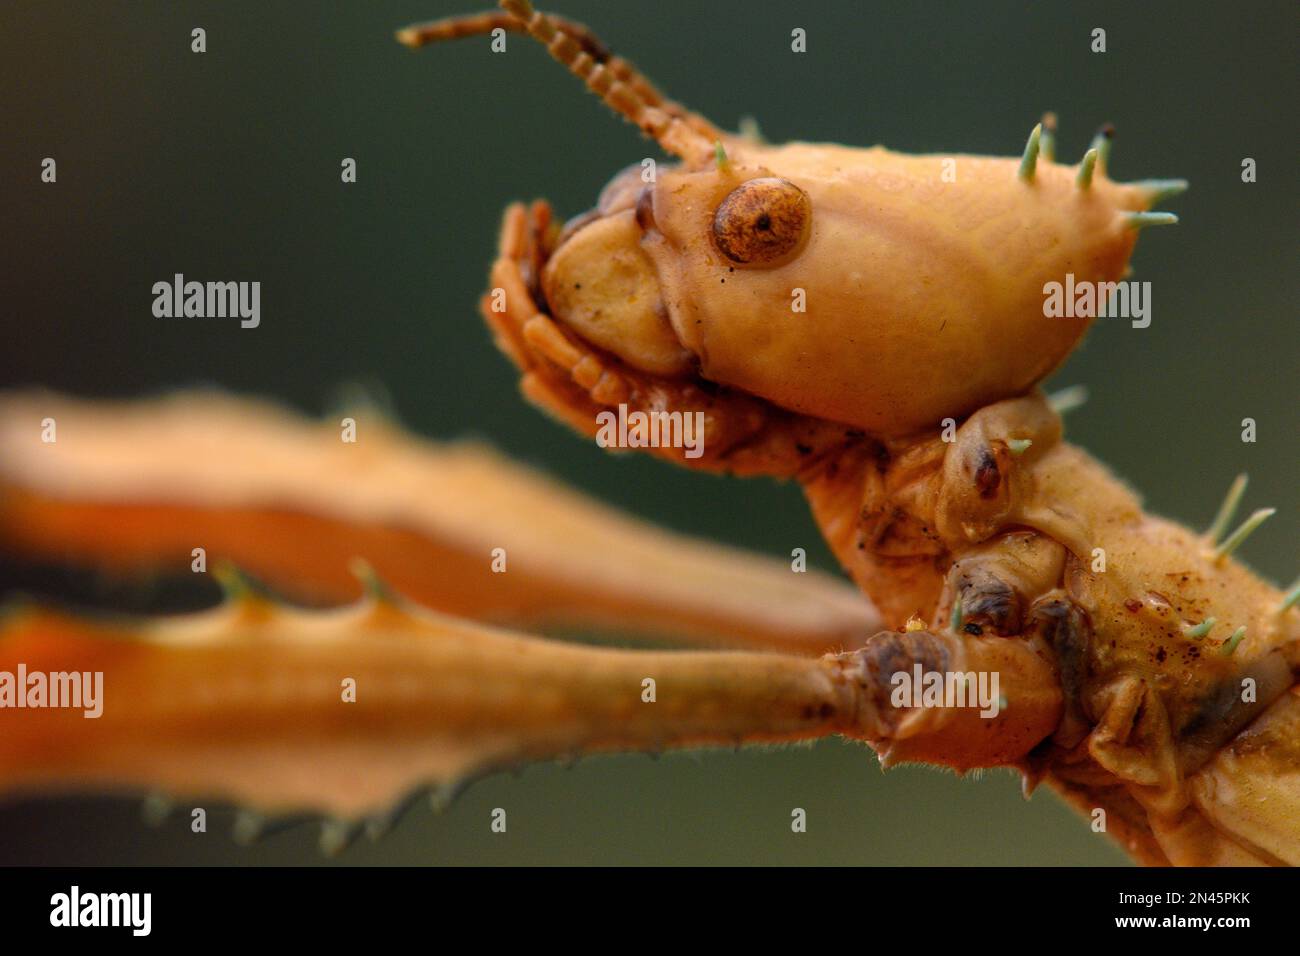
398, 10, 671, 119
398, 1, 719, 163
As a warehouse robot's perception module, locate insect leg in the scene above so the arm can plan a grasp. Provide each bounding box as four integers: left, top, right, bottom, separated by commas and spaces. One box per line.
0, 598, 878, 820
1184, 687, 1300, 865
829, 524, 1081, 769
0, 389, 877, 655
829, 624, 1065, 771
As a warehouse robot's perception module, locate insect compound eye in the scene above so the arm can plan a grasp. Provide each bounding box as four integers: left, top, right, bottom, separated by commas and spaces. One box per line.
711, 177, 812, 266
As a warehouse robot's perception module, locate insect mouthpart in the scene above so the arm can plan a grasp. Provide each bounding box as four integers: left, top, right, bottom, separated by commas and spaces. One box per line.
537, 200, 696, 379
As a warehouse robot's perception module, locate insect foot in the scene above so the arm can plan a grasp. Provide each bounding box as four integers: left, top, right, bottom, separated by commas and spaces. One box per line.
828, 626, 1062, 771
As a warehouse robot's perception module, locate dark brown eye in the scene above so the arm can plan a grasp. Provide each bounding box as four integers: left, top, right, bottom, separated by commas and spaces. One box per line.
711, 177, 811, 266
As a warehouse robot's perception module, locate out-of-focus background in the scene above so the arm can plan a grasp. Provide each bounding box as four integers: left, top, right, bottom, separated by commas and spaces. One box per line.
0, 0, 1294, 865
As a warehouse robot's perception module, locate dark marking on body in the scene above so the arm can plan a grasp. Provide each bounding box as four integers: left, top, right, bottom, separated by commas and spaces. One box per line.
1030, 597, 1093, 744
956, 569, 1020, 635
974, 448, 1001, 498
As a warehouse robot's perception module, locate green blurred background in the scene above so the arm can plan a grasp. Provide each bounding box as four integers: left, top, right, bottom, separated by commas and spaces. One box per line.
0, 0, 1294, 865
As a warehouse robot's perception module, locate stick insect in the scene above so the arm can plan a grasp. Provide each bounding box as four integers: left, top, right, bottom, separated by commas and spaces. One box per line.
0, 1, 1295, 865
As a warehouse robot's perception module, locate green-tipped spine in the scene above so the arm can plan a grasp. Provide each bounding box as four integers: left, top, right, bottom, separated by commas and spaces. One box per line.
1039, 112, 1057, 162
1205, 474, 1249, 544
1018, 123, 1042, 182
1076, 148, 1098, 189
1131, 178, 1190, 204
1047, 385, 1090, 415
1089, 124, 1114, 175
1124, 211, 1179, 229
349, 557, 393, 603
1220, 626, 1247, 657
1214, 508, 1276, 561
1278, 576, 1300, 614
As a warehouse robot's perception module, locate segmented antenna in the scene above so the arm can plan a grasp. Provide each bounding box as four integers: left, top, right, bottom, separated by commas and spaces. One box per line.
398, 1, 719, 163
398, 11, 647, 113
